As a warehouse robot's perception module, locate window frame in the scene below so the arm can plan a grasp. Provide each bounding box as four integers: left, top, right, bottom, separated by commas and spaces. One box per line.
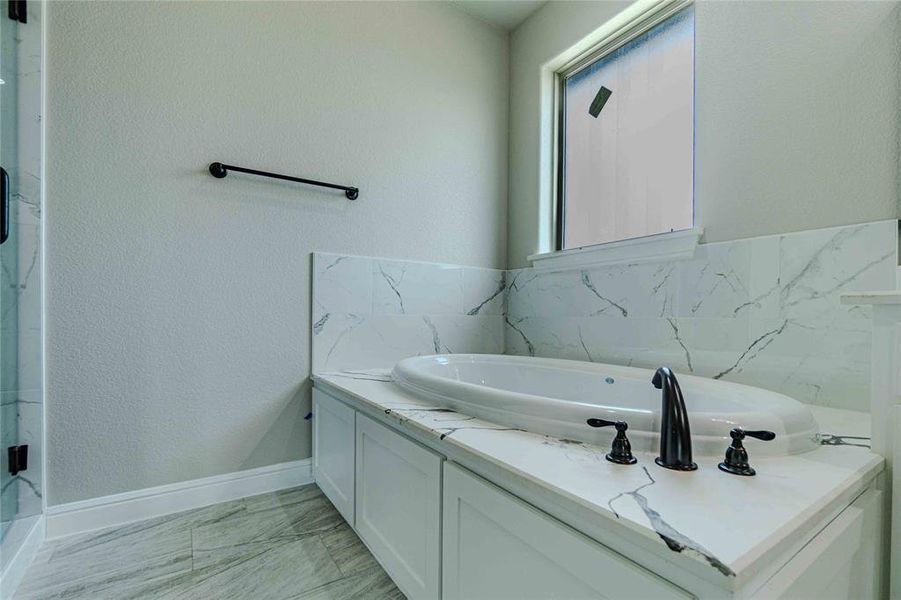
553, 0, 695, 253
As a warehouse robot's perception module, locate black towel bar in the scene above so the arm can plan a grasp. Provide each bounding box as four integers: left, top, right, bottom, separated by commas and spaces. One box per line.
209, 162, 359, 200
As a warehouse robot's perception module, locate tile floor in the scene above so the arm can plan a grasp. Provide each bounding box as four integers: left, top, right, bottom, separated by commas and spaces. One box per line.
15, 484, 404, 599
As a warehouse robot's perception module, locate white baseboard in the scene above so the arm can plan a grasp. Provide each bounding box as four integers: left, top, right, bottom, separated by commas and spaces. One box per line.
1, 514, 45, 599
45, 458, 313, 540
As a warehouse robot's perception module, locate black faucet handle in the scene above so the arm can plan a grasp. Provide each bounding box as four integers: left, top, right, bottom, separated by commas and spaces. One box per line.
586, 418, 637, 465
719, 428, 776, 476
587, 418, 622, 429
738, 429, 776, 441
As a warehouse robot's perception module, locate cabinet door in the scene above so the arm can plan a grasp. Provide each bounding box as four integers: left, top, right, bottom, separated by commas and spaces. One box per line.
752, 488, 883, 600
443, 462, 691, 600
312, 389, 356, 525
355, 413, 442, 600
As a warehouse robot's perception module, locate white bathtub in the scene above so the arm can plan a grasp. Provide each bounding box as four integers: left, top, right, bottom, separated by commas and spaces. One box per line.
392, 354, 819, 456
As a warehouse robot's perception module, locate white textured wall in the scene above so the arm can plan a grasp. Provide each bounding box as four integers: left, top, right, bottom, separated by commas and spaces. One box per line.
46, 1, 508, 505
508, 0, 901, 267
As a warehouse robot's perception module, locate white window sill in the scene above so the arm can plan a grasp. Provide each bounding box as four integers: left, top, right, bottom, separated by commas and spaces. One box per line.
527, 227, 703, 272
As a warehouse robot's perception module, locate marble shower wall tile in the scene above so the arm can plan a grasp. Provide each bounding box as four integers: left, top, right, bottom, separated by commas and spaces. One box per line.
313, 253, 505, 373
506, 220, 898, 411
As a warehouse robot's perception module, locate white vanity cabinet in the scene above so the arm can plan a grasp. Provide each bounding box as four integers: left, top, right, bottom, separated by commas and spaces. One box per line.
355, 413, 443, 600
751, 489, 883, 600
442, 462, 690, 600
312, 384, 884, 600
312, 389, 356, 524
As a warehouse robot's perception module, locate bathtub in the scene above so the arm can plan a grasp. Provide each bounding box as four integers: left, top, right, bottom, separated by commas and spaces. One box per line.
391, 354, 819, 456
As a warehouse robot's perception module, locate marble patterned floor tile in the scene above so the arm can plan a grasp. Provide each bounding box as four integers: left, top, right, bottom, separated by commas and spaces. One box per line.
290, 565, 405, 600
192, 490, 344, 554
86, 569, 194, 600
319, 521, 380, 576
16, 550, 192, 600
243, 483, 324, 514
175, 536, 344, 600
48, 496, 246, 561
15, 504, 209, 600
15, 485, 401, 600
191, 530, 310, 572
98, 539, 312, 600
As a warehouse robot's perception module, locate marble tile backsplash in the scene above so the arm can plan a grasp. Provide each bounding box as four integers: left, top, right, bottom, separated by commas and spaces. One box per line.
312, 253, 505, 373
506, 220, 898, 410
312, 220, 897, 411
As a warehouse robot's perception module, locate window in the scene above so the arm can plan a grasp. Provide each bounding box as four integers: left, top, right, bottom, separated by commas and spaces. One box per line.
556, 3, 694, 251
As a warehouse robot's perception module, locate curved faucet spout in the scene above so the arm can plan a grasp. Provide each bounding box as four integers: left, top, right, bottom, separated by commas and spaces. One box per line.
653, 367, 697, 471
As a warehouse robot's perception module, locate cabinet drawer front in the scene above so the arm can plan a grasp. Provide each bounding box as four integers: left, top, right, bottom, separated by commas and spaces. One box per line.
356, 413, 443, 600
752, 488, 882, 600
443, 462, 691, 600
312, 389, 356, 525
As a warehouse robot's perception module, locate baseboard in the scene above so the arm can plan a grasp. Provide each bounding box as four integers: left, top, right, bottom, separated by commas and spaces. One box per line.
45, 458, 313, 540
1, 514, 45, 599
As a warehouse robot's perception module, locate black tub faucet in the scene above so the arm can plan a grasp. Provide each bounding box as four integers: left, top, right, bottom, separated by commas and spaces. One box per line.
652, 367, 697, 471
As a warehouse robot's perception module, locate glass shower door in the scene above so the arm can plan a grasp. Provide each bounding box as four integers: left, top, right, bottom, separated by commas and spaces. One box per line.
0, 0, 42, 572
0, 2, 21, 542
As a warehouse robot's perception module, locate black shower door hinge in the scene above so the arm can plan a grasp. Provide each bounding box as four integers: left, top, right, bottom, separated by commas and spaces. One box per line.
7, 0, 26, 23
8, 444, 28, 476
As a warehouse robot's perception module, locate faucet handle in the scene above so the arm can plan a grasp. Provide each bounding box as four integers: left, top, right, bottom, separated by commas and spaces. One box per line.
587, 419, 637, 465
741, 429, 776, 442
718, 428, 775, 476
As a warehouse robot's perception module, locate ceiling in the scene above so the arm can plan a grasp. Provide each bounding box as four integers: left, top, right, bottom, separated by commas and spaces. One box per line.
450, 1, 548, 31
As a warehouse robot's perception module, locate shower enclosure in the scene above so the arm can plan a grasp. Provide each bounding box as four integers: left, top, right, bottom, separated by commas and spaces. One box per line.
0, 0, 43, 583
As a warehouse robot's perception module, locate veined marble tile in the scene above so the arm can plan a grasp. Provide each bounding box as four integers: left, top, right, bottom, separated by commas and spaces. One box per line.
679, 239, 753, 318
721, 318, 872, 409
315, 221, 896, 409
507, 263, 677, 320
777, 220, 897, 321
312, 253, 372, 324
504, 269, 579, 318
505, 220, 897, 410
313, 252, 504, 373
311, 312, 367, 373
313, 312, 502, 372
372, 259, 463, 315
585, 262, 678, 318
462, 268, 506, 316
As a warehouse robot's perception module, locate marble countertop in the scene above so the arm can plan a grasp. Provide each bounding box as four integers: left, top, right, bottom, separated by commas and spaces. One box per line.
313, 369, 883, 593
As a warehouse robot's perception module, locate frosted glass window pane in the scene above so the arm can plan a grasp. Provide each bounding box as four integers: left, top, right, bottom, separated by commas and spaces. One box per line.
562, 7, 694, 250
